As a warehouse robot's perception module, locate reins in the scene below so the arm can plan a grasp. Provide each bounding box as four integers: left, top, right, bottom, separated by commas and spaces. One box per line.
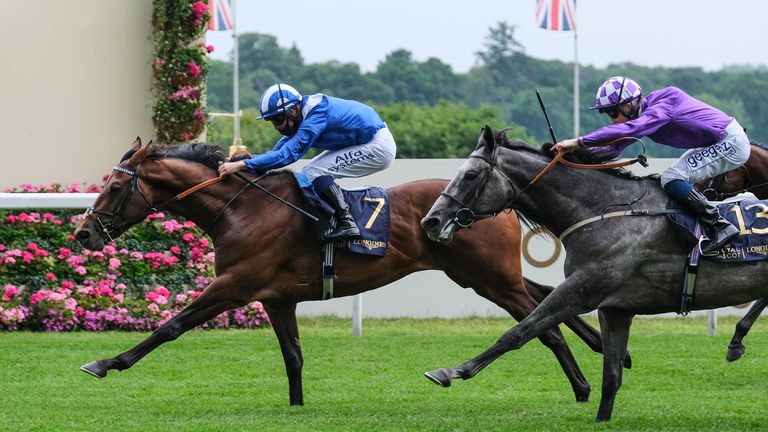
444, 138, 649, 229
86, 162, 318, 245
531, 136, 649, 186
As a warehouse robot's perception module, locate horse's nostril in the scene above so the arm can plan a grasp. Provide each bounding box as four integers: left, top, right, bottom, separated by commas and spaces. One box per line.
75, 230, 90, 241
421, 217, 438, 229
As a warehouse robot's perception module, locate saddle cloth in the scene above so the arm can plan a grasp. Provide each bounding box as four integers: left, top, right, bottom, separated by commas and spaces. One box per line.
668, 192, 768, 262
294, 172, 390, 256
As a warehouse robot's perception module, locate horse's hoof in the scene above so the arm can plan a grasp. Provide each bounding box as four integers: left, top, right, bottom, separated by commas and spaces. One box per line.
424, 368, 452, 387
575, 387, 590, 403
726, 345, 745, 362
80, 361, 107, 378
623, 351, 633, 369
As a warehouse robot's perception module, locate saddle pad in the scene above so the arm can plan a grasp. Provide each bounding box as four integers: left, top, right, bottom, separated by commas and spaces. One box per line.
342, 187, 390, 256
668, 194, 768, 262
293, 172, 390, 256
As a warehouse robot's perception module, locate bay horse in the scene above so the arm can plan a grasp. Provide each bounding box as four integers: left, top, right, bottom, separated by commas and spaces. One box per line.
420, 126, 768, 422
696, 142, 768, 362
74, 138, 612, 405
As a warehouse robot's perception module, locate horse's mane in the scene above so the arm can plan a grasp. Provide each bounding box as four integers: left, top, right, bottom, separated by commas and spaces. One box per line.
120, 143, 227, 171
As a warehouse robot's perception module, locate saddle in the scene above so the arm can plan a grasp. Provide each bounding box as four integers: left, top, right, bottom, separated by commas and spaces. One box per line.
293, 172, 390, 257
668, 192, 768, 262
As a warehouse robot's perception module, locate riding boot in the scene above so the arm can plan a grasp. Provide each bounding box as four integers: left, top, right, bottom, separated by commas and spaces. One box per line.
321, 184, 361, 242
684, 188, 739, 256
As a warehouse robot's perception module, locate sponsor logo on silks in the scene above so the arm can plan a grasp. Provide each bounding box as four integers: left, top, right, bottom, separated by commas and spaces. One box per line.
328, 150, 375, 172
686, 141, 736, 171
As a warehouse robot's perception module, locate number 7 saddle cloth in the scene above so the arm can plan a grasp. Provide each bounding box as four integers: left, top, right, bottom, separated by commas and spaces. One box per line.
668, 192, 768, 262
293, 172, 390, 256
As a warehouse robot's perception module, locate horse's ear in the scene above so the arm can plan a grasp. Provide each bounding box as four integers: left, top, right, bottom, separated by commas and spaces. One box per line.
480, 125, 496, 154
130, 137, 142, 151
129, 139, 152, 164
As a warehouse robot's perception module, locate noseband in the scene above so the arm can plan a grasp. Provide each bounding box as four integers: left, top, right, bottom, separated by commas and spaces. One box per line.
440, 146, 518, 228
84, 165, 157, 244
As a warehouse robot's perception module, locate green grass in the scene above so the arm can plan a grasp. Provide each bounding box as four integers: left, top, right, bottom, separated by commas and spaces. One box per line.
1, 316, 768, 431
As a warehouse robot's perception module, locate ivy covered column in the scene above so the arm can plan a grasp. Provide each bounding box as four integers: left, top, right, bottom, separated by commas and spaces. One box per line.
151, 0, 213, 143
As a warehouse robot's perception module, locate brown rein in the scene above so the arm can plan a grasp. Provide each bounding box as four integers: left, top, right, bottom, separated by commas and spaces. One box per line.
175, 176, 225, 200
530, 137, 648, 186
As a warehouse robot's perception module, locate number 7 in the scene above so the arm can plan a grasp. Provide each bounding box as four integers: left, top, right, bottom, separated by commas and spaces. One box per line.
362, 197, 385, 229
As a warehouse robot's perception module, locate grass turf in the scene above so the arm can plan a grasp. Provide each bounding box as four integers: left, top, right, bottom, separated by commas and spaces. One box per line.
1, 316, 767, 431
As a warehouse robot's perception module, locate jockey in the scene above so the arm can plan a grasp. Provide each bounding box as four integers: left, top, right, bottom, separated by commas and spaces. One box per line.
552, 76, 750, 255
218, 83, 397, 241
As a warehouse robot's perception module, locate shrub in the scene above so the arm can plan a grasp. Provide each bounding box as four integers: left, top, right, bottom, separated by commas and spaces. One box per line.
0, 182, 269, 332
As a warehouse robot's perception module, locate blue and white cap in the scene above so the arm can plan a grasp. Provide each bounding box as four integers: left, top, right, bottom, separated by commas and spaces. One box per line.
589, 76, 642, 110
255, 83, 303, 120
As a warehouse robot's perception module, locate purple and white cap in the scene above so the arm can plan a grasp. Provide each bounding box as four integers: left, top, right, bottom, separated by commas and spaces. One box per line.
589, 76, 642, 110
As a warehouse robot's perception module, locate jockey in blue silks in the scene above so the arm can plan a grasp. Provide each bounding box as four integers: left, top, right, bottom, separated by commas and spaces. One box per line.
218, 83, 397, 241
553, 76, 750, 255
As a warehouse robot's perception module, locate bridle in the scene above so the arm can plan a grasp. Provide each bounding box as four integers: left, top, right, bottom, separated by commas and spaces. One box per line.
84, 164, 159, 243
439, 146, 519, 228
84, 161, 319, 245
84, 161, 237, 244
439, 140, 648, 228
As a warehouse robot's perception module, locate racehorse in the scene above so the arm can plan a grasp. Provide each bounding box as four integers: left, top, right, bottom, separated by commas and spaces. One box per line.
74, 138, 613, 405
696, 142, 768, 362
420, 126, 768, 422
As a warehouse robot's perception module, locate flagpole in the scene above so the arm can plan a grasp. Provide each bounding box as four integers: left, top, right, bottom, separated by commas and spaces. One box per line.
229, 0, 244, 156
572, 8, 580, 138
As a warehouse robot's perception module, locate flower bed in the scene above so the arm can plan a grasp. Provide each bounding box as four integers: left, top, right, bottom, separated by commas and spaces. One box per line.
0, 182, 269, 332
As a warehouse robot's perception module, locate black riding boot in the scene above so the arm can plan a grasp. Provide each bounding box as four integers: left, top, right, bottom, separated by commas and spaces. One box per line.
321, 184, 361, 242
684, 188, 739, 255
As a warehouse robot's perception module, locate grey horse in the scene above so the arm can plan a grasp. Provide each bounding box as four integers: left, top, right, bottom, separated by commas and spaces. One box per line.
420, 125, 768, 422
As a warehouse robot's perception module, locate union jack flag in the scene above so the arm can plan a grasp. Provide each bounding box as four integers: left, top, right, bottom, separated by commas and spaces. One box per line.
207, 0, 233, 31
535, 0, 576, 31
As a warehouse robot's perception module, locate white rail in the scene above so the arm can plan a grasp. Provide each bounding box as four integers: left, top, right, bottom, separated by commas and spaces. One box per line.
0, 193, 96, 208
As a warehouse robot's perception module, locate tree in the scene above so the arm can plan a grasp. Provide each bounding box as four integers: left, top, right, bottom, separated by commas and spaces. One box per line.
373, 49, 461, 105
375, 101, 533, 158
475, 22, 525, 67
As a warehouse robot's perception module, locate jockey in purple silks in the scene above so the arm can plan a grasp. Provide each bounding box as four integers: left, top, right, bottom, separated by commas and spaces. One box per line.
553, 76, 750, 255
218, 83, 397, 241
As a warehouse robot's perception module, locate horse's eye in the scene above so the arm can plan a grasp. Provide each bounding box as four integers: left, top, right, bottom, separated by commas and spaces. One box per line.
463, 171, 478, 181
109, 183, 123, 194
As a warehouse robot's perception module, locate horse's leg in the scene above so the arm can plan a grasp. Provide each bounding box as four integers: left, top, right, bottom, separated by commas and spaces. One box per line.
595, 309, 634, 422
524, 277, 632, 369
473, 281, 591, 402
425, 280, 592, 387
727, 298, 768, 362
263, 304, 304, 406
535, 326, 591, 402
80, 280, 244, 378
